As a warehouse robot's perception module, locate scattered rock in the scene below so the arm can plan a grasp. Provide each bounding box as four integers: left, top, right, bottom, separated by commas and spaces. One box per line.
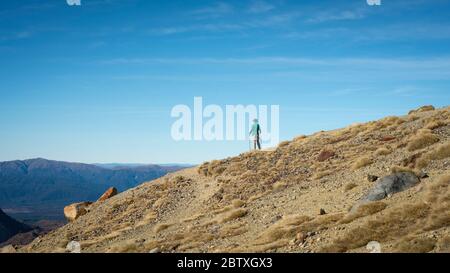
66, 241, 81, 253
380, 136, 396, 142
367, 175, 379, 182
98, 187, 118, 202
417, 171, 429, 179
64, 202, 92, 222
296, 232, 306, 243
408, 105, 435, 115
317, 150, 335, 162
359, 172, 421, 203
0, 245, 16, 253
319, 208, 327, 215
149, 247, 160, 253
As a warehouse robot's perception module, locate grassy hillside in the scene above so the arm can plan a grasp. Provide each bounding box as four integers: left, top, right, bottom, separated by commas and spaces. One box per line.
19, 105, 450, 253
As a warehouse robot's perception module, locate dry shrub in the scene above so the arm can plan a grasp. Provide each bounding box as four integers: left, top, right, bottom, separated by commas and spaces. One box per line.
392, 236, 436, 253
340, 202, 387, 224
344, 183, 358, 192
352, 156, 373, 170
218, 208, 248, 224
416, 141, 450, 168
407, 131, 439, 151
374, 147, 392, 156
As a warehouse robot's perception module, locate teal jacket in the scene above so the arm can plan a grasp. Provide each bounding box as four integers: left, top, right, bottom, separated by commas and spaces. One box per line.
249, 123, 261, 136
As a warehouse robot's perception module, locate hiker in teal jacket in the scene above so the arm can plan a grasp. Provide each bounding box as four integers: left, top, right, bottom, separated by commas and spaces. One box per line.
249, 119, 261, 150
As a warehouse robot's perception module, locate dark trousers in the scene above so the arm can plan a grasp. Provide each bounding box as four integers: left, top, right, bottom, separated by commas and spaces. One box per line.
254, 135, 261, 150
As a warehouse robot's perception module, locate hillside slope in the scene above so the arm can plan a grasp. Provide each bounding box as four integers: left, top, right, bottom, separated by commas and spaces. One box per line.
20, 106, 450, 253
0, 159, 186, 221
0, 209, 32, 244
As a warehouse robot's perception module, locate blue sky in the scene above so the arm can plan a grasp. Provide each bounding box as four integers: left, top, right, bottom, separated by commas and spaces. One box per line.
0, 0, 449, 164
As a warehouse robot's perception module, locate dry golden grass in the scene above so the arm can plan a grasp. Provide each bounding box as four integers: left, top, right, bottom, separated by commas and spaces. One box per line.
407, 131, 439, 151
217, 208, 248, 224
313, 170, 333, 180
344, 183, 358, 192
231, 199, 246, 208
352, 156, 373, 170
392, 236, 436, 253
255, 215, 312, 245
374, 147, 392, 156
389, 166, 419, 176
340, 202, 387, 224
272, 181, 287, 191
425, 120, 446, 130
153, 223, 172, 233
322, 172, 449, 253
107, 239, 140, 253
219, 222, 248, 239
417, 141, 450, 168
278, 141, 291, 148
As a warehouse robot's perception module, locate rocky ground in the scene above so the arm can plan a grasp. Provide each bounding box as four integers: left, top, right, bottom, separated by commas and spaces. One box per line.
7, 105, 450, 253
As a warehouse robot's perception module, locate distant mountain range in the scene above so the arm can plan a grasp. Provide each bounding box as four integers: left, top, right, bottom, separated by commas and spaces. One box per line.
0, 158, 189, 222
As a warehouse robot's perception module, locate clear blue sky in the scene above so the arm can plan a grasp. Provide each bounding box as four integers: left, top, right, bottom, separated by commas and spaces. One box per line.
0, 0, 449, 164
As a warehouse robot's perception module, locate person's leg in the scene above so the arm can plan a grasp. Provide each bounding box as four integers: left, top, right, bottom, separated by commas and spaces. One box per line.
254, 140, 257, 150
257, 136, 261, 150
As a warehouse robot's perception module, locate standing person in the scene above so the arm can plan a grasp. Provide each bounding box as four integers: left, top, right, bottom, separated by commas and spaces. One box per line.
249, 119, 261, 150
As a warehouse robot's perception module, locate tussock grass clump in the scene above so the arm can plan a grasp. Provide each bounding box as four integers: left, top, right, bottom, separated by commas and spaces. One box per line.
272, 181, 287, 191
340, 202, 387, 224
344, 183, 358, 192
352, 156, 373, 170
108, 239, 140, 253
219, 222, 248, 239
416, 141, 450, 168
313, 170, 332, 180
390, 166, 419, 176
255, 215, 312, 245
218, 208, 248, 224
425, 120, 446, 130
407, 131, 439, 151
392, 236, 436, 253
322, 173, 450, 253
153, 223, 172, 233
374, 147, 392, 156
232, 199, 246, 208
